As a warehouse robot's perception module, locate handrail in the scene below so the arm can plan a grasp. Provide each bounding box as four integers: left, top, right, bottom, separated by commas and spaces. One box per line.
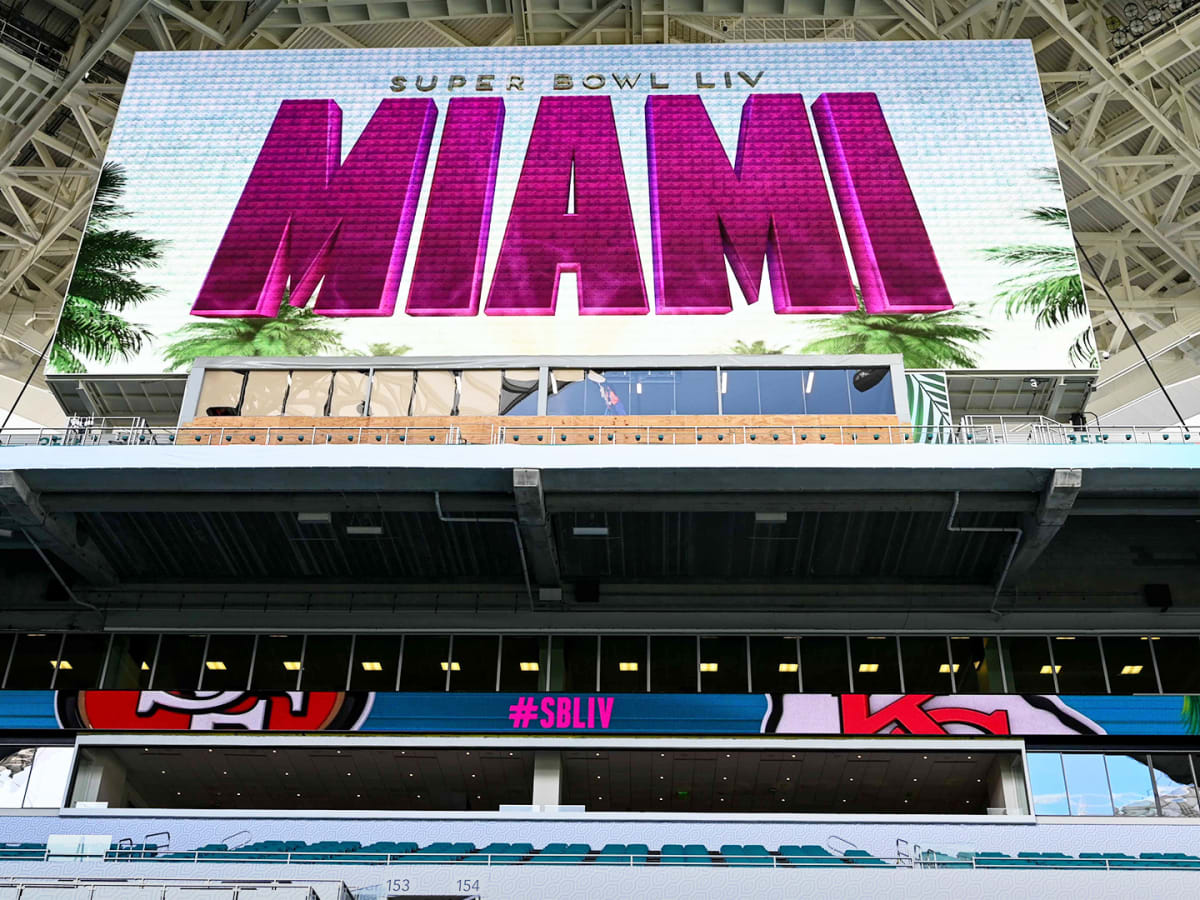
0, 423, 1195, 447
1, 847, 1197, 870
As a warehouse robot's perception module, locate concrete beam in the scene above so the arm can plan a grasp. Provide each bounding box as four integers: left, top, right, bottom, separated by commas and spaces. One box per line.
0, 470, 117, 585
513, 468, 561, 588
1006, 468, 1082, 582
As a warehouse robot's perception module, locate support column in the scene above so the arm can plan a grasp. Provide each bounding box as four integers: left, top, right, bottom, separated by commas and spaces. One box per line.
986, 755, 1029, 816
68, 748, 128, 808
532, 750, 562, 808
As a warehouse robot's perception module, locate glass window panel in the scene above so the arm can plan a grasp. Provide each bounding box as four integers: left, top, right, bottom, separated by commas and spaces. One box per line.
0, 746, 33, 809
197, 371, 244, 417
1102, 636, 1158, 693
804, 369, 852, 415
1151, 638, 1200, 693
950, 636, 1004, 693
721, 370, 761, 414
457, 371, 502, 416
150, 635, 205, 689
283, 370, 332, 416
500, 371, 540, 416
1028, 753, 1069, 815
1001, 637, 1056, 692
398, 635, 449, 691
600, 636, 645, 693
1152, 754, 1200, 818
499, 636, 548, 692
757, 370, 808, 415
102, 634, 157, 689
1062, 753, 1114, 816
650, 636, 696, 693
329, 371, 368, 416
674, 371, 719, 415
1106, 753, 1157, 817
300, 636, 353, 690
700, 637, 748, 692
899, 636, 953, 693
592, 372, 632, 415
368, 371, 414, 416
199, 635, 253, 690
251, 634, 304, 690
5, 634, 59, 689
1052, 637, 1107, 693
448, 636, 499, 691
52, 634, 108, 690
349, 636, 401, 691
242, 371, 288, 415
848, 368, 895, 414
411, 371, 456, 416
628, 371, 672, 416
546, 370, 589, 415
750, 637, 799, 692
849, 636, 901, 692
549, 636, 597, 692
800, 637, 850, 693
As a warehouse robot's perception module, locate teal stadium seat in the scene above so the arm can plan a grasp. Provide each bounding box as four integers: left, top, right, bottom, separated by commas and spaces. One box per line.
777, 844, 842, 867
594, 843, 650, 865
843, 849, 889, 866
659, 844, 712, 866
719, 844, 774, 867
407, 842, 475, 864
350, 841, 418, 863
535, 843, 591, 865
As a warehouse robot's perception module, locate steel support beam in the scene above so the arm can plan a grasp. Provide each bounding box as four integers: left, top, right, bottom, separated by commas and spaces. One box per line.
1007, 468, 1082, 581
513, 468, 562, 587
0, 470, 117, 585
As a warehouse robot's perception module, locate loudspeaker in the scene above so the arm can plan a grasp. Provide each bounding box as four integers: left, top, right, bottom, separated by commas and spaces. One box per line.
1144, 583, 1172, 611
575, 581, 600, 604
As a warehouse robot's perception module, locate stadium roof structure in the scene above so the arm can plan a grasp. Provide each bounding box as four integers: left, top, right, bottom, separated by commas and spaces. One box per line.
1, 0, 1199, 424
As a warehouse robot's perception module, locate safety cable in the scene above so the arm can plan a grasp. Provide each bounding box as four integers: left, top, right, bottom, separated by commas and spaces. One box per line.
1074, 234, 1190, 432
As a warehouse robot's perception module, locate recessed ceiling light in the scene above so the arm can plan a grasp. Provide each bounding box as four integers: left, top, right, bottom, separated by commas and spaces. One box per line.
778, 663, 799, 673
205, 661, 227, 671
140, 662, 150, 671
1120, 664, 1143, 675
938, 663, 960, 673
858, 663, 879, 673
619, 661, 638, 672
346, 525, 383, 536
440, 661, 461, 671
50, 660, 72, 670
361, 661, 383, 671
699, 662, 718, 672
283, 661, 301, 671
1039, 665, 1062, 674
519, 661, 539, 672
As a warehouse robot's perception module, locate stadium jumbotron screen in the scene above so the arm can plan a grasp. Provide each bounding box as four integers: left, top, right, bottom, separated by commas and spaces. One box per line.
54, 41, 1093, 374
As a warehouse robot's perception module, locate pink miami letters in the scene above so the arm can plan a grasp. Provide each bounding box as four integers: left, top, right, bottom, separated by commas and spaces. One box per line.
192, 93, 951, 320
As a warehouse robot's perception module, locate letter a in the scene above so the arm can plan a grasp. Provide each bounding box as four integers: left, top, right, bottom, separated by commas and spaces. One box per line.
407, 98, 505, 315
486, 96, 648, 315
192, 98, 436, 318
645, 94, 857, 314
811, 93, 952, 313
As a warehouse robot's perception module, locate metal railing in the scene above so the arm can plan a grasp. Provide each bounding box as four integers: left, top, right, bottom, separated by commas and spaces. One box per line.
0, 422, 1194, 448
1, 848, 1197, 870
0, 876, 336, 897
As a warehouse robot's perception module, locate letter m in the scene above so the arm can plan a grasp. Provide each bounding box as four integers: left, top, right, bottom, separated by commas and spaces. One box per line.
645, 94, 857, 315
192, 99, 436, 317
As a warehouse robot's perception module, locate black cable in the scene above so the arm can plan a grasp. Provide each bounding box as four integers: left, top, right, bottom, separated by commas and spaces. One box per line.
1074, 234, 1190, 433
0, 118, 86, 435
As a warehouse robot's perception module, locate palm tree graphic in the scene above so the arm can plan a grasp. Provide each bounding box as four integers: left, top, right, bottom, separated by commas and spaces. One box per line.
801, 299, 991, 369
162, 302, 347, 371
730, 339, 787, 354
351, 342, 412, 357
50, 163, 163, 372
983, 170, 1093, 366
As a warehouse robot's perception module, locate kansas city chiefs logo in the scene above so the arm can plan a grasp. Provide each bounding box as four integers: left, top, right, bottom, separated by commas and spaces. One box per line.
56, 691, 373, 731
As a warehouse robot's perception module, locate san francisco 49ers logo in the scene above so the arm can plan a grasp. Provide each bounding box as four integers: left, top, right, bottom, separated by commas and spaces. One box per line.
55, 691, 373, 732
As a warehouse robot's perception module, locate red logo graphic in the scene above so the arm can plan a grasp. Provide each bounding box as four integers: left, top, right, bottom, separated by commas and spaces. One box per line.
840, 694, 1011, 735
56, 691, 372, 732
